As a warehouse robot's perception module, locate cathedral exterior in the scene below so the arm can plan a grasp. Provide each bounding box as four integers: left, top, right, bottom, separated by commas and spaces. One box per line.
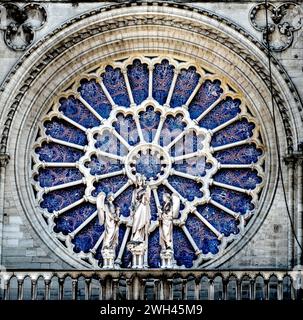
0, 0, 302, 300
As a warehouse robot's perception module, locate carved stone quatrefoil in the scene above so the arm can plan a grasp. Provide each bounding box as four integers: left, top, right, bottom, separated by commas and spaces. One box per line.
250, 2, 302, 52
0, 3, 47, 51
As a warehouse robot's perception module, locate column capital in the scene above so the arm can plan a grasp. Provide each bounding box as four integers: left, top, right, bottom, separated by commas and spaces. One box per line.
0, 153, 9, 168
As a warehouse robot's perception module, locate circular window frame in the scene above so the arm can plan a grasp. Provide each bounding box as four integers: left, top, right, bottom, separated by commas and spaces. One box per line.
31, 55, 266, 268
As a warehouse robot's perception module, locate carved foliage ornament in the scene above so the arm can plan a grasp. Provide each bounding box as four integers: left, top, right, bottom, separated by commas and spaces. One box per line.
250, 2, 302, 52
0, 3, 47, 51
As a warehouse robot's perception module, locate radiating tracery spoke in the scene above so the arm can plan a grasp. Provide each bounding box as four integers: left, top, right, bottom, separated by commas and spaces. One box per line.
32, 56, 265, 269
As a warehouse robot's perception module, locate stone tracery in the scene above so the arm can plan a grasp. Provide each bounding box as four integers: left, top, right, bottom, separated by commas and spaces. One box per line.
31, 56, 265, 269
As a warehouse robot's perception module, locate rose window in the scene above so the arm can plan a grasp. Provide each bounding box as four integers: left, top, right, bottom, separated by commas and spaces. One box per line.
32, 56, 265, 268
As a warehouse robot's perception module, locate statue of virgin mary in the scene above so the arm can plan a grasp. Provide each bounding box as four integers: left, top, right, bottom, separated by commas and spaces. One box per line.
129, 174, 151, 244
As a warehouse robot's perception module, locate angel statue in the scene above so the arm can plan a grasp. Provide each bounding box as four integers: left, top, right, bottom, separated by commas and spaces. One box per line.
127, 174, 151, 268
96, 192, 120, 268
159, 192, 180, 268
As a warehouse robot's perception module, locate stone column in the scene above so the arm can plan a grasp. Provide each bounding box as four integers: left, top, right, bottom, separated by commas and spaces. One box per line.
72, 278, 78, 300
0, 153, 9, 265
58, 278, 64, 300
285, 155, 295, 267
17, 278, 24, 300
297, 157, 303, 265
250, 279, 255, 300
45, 279, 51, 301
264, 279, 269, 300
31, 279, 37, 300
208, 279, 214, 300
236, 279, 241, 300
277, 279, 283, 301
194, 277, 201, 300
132, 275, 141, 300
84, 278, 91, 300
223, 279, 228, 300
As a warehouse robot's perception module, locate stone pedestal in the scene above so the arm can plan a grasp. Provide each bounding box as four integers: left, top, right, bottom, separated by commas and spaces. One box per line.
127, 242, 146, 269
101, 248, 115, 269
160, 249, 174, 268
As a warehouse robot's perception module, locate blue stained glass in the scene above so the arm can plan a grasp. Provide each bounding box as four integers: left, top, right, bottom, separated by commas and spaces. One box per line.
72, 217, 104, 253
185, 214, 221, 255
45, 118, 87, 146
127, 59, 149, 105
54, 202, 96, 235
149, 191, 159, 221
92, 175, 129, 197
113, 114, 139, 146
159, 114, 186, 147
173, 157, 209, 177
198, 97, 241, 129
94, 248, 103, 266
135, 152, 162, 180
173, 227, 195, 268
118, 225, 132, 268
102, 66, 130, 107
41, 185, 85, 213
211, 119, 255, 147
210, 186, 254, 214
37, 168, 83, 188
196, 205, 239, 237
152, 60, 175, 105
167, 175, 203, 201
170, 67, 200, 108
139, 106, 161, 143
95, 130, 127, 156
174, 131, 198, 156
78, 79, 112, 119
114, 185, 135, 218
85, 154, 123, 176
36, 143, 83, 163
188, 80, 223, 119
148, 229, 161, 268
213, 169, 262, 189
59, 96, 100, 128
214, 144, 262, 164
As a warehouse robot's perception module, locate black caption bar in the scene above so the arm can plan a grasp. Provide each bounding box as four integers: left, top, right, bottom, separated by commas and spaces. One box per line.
0, 300, 301, 320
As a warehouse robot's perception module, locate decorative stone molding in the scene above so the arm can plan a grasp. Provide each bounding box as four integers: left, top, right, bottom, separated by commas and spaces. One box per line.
0, 3, 47, 51
250, 2, 302, 52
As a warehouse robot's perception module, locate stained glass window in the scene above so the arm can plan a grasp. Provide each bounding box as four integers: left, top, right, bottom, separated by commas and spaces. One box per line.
32, 57, 265, 268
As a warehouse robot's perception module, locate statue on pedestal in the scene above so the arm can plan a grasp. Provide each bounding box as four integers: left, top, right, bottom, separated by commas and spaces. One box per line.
97, 192, 120, 269
159, 192, 180, 268
128, 174, 151, 268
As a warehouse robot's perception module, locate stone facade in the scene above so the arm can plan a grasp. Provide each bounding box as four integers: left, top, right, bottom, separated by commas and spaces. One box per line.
0, 0, 302, 279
